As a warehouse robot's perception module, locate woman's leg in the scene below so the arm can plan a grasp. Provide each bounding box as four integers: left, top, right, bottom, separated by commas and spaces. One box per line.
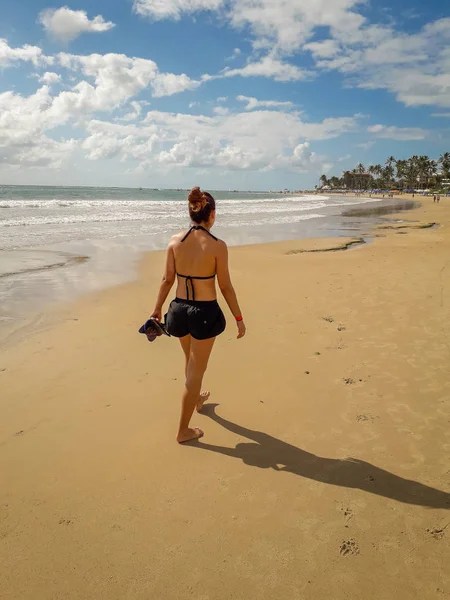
177, 336, 216, 443
179, 335, 210, 411
179, 335, 191, 378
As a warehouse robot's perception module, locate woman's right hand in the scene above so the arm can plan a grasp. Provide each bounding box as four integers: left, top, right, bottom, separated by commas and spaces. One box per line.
237, 320, 246, 339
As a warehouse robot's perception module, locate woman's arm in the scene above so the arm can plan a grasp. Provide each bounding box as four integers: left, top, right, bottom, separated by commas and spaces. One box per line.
151, 243, 176, 321
216, 241, 246, 339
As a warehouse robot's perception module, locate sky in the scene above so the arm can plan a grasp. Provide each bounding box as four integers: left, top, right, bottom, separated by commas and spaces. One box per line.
0, 0, 449, 190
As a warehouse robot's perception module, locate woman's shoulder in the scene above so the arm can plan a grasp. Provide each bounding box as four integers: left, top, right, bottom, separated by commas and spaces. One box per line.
169, 230, 188, 245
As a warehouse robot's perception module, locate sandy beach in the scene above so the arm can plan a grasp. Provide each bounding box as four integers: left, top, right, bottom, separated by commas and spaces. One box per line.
1, 196, 449, 599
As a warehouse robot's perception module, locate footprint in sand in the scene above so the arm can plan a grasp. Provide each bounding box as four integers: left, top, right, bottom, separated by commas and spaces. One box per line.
323, 316, 335, 323
58, 519, 73, 526
356, 414, 379, 423
14, 430, 24, 437
426, 528, 446, 540
340, 507, 353, 526
340, 539, 360, 556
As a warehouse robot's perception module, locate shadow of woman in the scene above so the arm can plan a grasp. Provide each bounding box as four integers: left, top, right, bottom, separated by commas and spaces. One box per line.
188, 405, 450, 509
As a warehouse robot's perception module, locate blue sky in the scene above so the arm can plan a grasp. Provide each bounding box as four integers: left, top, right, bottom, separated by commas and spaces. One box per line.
0, 0, 449, 190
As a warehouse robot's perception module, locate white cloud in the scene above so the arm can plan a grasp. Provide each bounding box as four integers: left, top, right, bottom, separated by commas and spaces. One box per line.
39, 7, 115, 43
39, 72, 61, 85
151, 72, 200, 97
220, 55, 309, 82
216, 96, 228, 102
0, 38, 51, 68
130, 2, 450, 109
51, 51, 199, 123
229, 0, 363, 53
357, 141, 376, 150
226, 47, 241, 61
431, 112, 450, 118
0, 48, 204, 171
213, 106, 230, 116
304, 39, 341, 59
0, 87, 77, 169
367, 124, 428, 141
237, 95, 293, 110
312, 18, 450, 109
133, 0, 223, 20
119, 100, 150, 122
78, 108, 359, 173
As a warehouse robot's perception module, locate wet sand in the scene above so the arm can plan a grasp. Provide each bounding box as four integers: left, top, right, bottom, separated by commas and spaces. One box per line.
0, 196, 449, 599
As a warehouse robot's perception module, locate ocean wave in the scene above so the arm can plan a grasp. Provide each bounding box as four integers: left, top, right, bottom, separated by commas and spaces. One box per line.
0, 194, 328, 210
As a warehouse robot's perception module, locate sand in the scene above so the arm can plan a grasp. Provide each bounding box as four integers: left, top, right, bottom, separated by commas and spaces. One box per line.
1, 197, 449, 599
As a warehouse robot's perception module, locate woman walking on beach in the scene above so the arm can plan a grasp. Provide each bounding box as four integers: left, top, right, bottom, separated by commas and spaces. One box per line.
151, 187, 246, 443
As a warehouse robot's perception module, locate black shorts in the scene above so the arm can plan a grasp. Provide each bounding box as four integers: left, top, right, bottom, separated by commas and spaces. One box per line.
165, 298, 226, 340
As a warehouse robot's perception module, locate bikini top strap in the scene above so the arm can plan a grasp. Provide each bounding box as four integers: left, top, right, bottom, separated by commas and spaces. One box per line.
180, 226, 195, 243
195, 225, 219, 241
180, 225, 219, 243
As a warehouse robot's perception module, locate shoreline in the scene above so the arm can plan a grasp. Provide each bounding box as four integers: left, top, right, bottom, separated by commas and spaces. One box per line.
0, 197, 421, 349
1, 194, 449, 599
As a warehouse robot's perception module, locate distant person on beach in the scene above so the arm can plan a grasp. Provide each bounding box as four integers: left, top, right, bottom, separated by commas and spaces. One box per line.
150, 187, 246, 443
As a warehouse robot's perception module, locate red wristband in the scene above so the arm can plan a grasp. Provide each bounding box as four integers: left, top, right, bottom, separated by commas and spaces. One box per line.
236, 316, 243, 322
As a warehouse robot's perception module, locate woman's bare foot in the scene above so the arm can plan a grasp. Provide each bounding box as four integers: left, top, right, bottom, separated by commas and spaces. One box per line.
196, 391, 210, 413
177, 427, 204, 444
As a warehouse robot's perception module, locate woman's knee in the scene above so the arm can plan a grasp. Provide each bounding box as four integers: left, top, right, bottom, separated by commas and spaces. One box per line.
185, 362, 206, 386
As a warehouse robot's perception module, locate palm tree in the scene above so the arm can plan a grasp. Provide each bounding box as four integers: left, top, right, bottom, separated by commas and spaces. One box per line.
333, 153, 448, 193
354, 163, 366, 189
329, 176, 340, 188
405, 156, 419, 189
319, 174, 329, 188
439, 152, 450, 178
395, 159, 408, 189
384, 156, 396, 188
383, 164, 395, 188
342, 170, 353, 189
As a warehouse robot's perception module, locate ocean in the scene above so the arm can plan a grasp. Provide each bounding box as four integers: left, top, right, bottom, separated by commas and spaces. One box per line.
0, 185, 401, 342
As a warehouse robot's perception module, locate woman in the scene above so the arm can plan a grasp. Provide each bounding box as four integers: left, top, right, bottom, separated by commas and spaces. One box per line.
150, 187, 246, 443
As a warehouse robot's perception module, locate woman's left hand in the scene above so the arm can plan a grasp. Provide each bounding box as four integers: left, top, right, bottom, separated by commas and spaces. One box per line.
150, 309, 162, 322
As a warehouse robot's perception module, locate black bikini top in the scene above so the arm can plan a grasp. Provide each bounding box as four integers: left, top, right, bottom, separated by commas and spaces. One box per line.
176, 225, 218, 300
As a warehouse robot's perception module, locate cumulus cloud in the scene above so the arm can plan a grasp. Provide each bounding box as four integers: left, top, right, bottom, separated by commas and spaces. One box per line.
0, 87, 77, 168
77, 108, 359, 173
118, 101, 150, 122
220, 55, 309, 82
39, 7, 115, 43
132, 1, 450, 109
213, 106, 230, 116
51, 51, 199, 123
237, 95, 293, 110
0, 48, 203, 172
133, 0, 223, 20
0, 38, 51, 68
39, 72, 61, 85
367, 124, 429, 141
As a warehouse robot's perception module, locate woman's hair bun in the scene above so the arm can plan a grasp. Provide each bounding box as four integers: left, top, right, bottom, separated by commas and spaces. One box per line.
188, 186, 207, 213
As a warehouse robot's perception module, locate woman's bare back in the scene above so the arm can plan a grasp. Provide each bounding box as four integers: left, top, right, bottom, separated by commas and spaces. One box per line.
172, 227, 219, 301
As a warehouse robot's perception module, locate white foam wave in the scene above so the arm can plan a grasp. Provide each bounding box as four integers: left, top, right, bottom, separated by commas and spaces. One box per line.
0, 194, 328, 210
